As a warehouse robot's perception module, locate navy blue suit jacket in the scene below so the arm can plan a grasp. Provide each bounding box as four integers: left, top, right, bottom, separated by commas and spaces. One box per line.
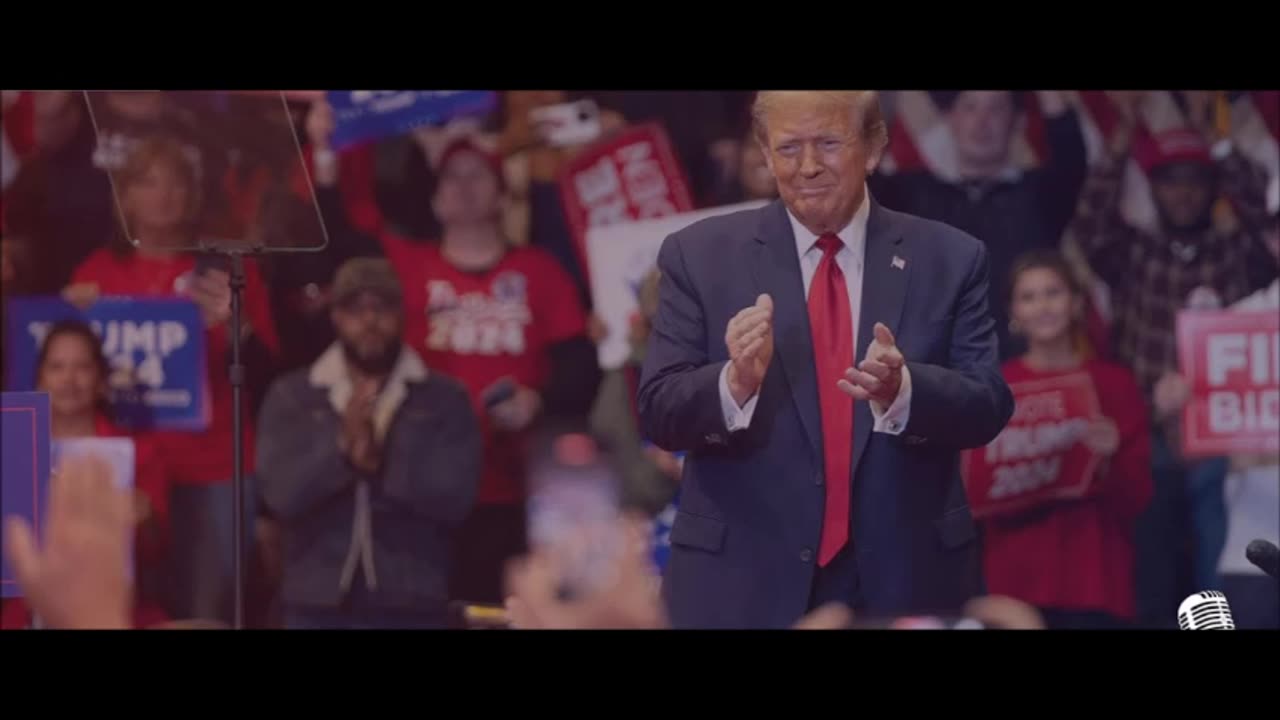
637, 197, 1014, 629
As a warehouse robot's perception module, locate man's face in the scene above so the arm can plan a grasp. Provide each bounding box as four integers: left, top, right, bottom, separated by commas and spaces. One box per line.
946, 91, 1018, 176
332, 292, 402, 375
1151, 162, 1215, 232
432, 149, 503, 228
760, 97, 880, 234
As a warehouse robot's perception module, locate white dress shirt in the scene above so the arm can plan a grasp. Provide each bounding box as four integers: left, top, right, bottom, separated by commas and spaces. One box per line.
718, 188, 913, 434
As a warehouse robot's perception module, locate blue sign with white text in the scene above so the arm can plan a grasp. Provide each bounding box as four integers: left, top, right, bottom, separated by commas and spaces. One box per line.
2, 392, 51, 598
5, 297, 207, 431
327, 91, 499, 150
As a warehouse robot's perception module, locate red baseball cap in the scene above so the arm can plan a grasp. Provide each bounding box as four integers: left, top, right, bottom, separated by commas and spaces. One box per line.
1134, 127, 1213, 174
436, 137, 506, 191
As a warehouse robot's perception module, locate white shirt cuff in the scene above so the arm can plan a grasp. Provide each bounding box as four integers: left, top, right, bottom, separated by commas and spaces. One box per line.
870, 364, 912, 435
719, 363, 759, 432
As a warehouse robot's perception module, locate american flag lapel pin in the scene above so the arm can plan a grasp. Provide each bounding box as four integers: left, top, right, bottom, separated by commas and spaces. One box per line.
891, 255, 906, 270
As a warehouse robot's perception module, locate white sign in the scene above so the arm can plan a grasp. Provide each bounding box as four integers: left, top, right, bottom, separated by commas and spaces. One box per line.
585, 201, 769, 370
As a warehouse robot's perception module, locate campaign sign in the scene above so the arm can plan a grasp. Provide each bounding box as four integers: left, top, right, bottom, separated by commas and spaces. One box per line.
2, 392, 50, 598
5, 297, 207, 431
51, 437, 135, 492
1178, 309, 1280, 457
559, 123, 696, 283
962, 372, 1103, 519
327, 91, 499, 150
585, 201, 769, 370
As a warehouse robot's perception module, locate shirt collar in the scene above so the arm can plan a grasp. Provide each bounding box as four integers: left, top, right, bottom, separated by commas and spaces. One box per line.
786, 185, 870, 261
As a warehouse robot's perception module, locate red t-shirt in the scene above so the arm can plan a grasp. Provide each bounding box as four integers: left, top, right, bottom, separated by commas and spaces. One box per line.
979, 358, 1154, 620
93, 414, 171, 567
384, 233, 587, 505
71, 249, 280, 485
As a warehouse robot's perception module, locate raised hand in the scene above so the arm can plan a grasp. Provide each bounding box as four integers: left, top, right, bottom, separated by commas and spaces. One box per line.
725, 294, 775, 406
1104, 90, 1147, 157
189, 268, 232, 328
3, 455, 133, 629
838, 322, 904, 409
61, 282, 101, 311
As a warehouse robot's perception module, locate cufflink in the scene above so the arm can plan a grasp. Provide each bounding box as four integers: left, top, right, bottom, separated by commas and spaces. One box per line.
887, 420, 901, 432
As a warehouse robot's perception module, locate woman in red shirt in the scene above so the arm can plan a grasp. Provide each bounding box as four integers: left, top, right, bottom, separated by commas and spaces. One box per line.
980, 251, 1153, 629
0, 320, 171, 629
63, 136, 280, 623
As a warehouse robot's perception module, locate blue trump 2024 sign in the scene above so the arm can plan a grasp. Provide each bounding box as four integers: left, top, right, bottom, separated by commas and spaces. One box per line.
2, 392, 51, 598
327, 91, 498, 150
5, 297, 207, 431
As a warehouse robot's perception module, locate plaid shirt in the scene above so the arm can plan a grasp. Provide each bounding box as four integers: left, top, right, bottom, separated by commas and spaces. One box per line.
1068, 148, 1275, 400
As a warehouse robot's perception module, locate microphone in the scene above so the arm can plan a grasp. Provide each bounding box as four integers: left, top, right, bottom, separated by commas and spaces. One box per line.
1177, 591, 1235, 630
1245, 539, 1279, 580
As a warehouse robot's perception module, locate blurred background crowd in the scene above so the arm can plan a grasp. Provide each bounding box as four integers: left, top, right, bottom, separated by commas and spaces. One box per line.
0, 89, 1276, 630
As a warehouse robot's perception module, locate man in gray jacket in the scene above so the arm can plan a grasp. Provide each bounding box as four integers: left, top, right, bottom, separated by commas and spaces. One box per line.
257, 258, 481, 629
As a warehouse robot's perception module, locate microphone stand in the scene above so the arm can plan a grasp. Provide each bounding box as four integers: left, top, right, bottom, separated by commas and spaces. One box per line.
201, 244, 259, 631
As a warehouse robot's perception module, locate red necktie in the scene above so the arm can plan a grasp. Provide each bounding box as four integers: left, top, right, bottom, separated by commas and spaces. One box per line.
808, 234, 854, 567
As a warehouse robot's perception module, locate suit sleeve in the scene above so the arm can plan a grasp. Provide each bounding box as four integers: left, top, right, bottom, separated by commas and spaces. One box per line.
901, 242, 1015, 449
380, 381, 481, 529
255, 379, 358, 521
636, 233, 732, 452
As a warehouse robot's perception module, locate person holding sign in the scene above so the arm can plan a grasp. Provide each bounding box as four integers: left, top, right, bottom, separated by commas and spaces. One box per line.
1145, 212, 1278, 629
63, 136, 281, 624
0, 320, 171, 629
1068, 91, 1276, 626
972, 252, 1153, 629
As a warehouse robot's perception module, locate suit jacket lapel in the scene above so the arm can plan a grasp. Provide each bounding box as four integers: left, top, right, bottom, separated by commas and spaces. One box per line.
853, 198, 908, 476
750, 200, 822, 463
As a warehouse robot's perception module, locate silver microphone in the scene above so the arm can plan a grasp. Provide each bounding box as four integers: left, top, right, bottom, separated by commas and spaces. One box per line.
1177, 591, 1236, 630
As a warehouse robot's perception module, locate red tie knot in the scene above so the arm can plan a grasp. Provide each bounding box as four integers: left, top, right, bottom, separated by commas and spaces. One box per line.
816, 234, 843, 258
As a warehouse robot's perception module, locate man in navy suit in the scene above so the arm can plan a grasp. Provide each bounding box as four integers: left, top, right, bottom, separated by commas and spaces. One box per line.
637, 91, 1015, 629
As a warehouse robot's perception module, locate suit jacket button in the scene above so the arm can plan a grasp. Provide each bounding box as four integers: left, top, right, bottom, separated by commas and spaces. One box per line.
814, 471, 824, 486
799, 548, 813, 563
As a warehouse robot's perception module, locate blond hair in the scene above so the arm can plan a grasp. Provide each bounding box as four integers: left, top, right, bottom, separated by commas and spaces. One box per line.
752, 91, 888, 150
